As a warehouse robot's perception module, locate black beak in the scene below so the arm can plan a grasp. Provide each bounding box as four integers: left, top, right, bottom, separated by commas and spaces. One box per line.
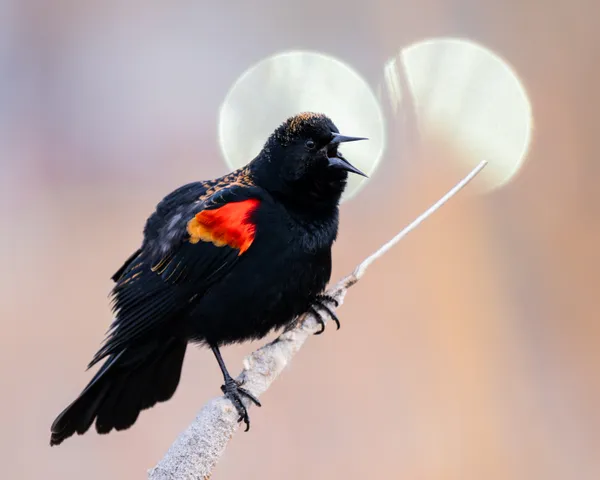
327, 133, 368, 177
329, 133, 369, 145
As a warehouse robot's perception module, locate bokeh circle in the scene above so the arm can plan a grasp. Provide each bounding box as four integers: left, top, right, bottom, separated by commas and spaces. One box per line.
382, 37, 533, 191
218, 51, 386, 201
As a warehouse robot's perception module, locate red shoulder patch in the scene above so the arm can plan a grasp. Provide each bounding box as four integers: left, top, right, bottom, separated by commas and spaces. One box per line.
187, 199, 260, 255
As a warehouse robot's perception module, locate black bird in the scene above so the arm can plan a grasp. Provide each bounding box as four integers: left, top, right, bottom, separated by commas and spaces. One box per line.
50, 112, 367, 446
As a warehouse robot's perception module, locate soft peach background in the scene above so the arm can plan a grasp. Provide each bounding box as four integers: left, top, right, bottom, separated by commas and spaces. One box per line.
2, 1, 598, 479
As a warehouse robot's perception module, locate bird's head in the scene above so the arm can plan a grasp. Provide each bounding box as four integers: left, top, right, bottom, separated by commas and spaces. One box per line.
249, 112, 367, 210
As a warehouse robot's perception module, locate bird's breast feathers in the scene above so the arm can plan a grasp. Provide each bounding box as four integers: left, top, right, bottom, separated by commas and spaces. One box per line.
186, 199, 261, 255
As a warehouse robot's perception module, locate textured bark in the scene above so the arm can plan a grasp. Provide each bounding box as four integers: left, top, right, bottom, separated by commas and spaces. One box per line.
148, 161, 487, 480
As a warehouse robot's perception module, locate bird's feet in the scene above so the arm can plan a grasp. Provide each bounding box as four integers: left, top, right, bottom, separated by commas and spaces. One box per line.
220, 376, 261, 431
309, 294, 340, 335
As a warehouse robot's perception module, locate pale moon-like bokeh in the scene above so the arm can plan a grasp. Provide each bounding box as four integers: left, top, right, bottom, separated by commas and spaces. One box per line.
383, 38, 533, 191
218, 51, 386, 201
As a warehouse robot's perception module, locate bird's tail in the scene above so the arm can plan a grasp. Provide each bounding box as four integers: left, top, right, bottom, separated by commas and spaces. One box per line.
50, 338, 187, 446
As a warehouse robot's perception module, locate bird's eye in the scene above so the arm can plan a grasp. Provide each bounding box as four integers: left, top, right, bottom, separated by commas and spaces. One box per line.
305, 140, 316, 150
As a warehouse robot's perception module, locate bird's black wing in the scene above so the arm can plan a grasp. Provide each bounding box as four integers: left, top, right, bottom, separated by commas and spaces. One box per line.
109, 180, 208, 283
89, 170, 264, 368
111, 248, 142, 282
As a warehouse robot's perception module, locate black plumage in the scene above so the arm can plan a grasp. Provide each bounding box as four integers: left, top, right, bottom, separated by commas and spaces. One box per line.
50, 112, 367, 446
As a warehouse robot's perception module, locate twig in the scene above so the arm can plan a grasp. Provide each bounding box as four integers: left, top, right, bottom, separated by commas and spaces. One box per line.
148, 161, 487, 480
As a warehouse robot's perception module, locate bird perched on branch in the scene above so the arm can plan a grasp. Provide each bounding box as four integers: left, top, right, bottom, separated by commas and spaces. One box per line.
50, 112, 367, 446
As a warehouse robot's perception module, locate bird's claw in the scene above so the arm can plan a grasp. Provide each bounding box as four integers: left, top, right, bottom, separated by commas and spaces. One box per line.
221, 377, 261, 431
310, 294, 340, 335
317, 293, 340, 308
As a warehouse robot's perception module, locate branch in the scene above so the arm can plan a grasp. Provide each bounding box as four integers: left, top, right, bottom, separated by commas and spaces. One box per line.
148, 161, 487, 480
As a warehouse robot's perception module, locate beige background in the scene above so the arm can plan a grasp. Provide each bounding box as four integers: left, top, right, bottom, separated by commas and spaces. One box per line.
2, 1, 599, 479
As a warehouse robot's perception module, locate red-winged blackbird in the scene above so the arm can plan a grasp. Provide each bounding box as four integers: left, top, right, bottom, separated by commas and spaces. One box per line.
50, 112, 367, 446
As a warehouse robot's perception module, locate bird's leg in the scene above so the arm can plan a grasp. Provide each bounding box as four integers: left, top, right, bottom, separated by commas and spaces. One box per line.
211, 345, 261, 431
310, 294, 340, 335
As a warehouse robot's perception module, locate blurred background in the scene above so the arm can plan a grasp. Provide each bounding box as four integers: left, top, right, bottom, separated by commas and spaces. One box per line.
2, 0, 599, 479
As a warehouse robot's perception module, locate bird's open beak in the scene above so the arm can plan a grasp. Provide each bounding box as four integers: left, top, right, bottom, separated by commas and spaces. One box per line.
327, 133, 369, 177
